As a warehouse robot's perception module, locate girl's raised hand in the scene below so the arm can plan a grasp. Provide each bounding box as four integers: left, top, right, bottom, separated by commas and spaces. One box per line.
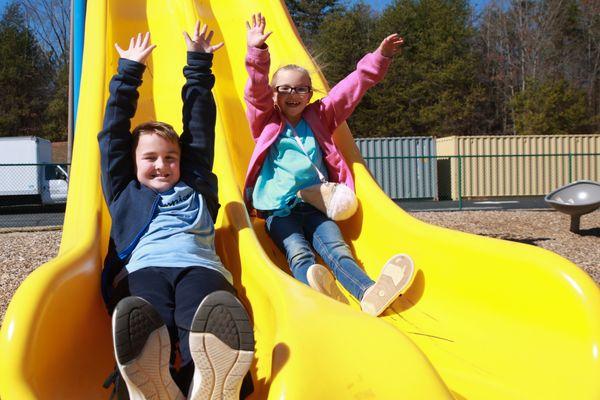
115, 32, 156, 64
378, 33, 404, 58
246, 13, 272, 48
183, 21, 224, 53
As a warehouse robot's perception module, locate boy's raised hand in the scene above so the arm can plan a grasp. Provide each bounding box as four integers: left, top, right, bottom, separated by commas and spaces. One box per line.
246, 13, 272, 48
115, 32, 156, 64
378, 33, 404, 58
183, 21, 224, 53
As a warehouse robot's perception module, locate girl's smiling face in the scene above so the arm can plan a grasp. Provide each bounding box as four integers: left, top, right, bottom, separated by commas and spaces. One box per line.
272, 69, 313, 124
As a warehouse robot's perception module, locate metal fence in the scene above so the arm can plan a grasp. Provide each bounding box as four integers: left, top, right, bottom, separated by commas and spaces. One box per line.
0, 163, 69, 228
1, 153, 599, 227
356, 137, 437, 199
362, 153, 600, 209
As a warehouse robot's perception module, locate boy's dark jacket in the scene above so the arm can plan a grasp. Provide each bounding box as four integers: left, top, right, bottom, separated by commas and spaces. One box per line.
97, 52, 219, 308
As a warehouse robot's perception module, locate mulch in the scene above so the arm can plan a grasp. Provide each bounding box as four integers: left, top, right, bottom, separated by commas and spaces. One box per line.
1, 209, 598, 323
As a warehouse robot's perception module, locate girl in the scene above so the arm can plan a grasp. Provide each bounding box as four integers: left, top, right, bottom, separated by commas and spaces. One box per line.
243, 13, 415, 317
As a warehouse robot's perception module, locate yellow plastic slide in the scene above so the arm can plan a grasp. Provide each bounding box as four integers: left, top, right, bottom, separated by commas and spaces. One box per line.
1, 0, 599, 399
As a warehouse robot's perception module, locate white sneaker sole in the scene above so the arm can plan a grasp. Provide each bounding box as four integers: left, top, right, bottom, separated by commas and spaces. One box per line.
361, 254, 415, 316
112, 297, 184, 400
188, 291, 255, 400
306, 264, 349, 304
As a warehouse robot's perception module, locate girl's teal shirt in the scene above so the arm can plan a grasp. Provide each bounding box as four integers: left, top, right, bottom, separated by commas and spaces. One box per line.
252, 119, 328, 216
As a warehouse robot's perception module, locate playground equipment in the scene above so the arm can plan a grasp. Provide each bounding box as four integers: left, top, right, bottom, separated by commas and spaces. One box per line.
545, 180, 600, 232
1, 1, 599, 399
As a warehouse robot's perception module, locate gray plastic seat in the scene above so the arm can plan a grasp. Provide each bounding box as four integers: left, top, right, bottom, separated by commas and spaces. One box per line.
545, 180, 600, 232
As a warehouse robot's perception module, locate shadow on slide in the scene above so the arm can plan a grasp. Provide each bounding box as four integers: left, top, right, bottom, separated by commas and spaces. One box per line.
1, 1, 599, 399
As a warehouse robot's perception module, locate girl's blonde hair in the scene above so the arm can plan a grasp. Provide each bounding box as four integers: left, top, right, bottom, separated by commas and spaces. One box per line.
270, 64, 312, 88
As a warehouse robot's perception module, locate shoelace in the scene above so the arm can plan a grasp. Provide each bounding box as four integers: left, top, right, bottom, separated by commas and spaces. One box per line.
102, 365, 128, 400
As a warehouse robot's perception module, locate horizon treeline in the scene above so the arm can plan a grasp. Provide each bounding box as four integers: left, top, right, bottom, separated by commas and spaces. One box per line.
287, 0, 599, 137
0, 0, 597, 142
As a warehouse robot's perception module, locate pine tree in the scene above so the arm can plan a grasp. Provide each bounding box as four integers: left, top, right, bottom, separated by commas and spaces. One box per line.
285, 0, 343, 47
511, 79, 593, 135
0, 2, 52, 137
43, 62, 68, 141
371, 0, 486, 137
311, 2, 376, 84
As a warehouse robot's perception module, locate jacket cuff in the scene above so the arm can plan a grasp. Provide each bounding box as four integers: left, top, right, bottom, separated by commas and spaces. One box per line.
117, 58, 146, 78
187, 51, 213, 67
247, 45, 269, 61
371, 49, 393, 69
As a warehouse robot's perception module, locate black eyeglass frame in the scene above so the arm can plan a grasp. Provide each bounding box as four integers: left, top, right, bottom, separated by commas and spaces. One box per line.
274, 85, 313, 95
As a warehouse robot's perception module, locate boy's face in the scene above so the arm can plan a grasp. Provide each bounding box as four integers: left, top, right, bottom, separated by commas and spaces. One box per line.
272, 70, 312, 122
134, 133, 181, 193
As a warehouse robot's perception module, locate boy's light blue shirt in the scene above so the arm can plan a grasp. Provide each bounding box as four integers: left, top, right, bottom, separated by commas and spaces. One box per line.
253, 119, 328, 216
117, 182, 232, 284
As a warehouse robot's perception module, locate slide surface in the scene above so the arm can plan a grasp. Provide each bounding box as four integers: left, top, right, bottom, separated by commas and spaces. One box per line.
1, 1, 599, 399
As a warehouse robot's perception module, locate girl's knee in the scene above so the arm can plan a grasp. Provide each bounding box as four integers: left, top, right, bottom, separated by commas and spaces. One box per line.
326, 240, 352, 257
288, 246, 315, 265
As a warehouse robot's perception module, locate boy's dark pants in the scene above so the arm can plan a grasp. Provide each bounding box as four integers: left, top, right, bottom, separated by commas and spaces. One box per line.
110, 266, 251, 396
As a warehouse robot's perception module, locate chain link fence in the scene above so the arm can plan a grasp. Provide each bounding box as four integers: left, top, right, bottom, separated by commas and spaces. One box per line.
0, 163, 69, 228
1, 153, 598, 227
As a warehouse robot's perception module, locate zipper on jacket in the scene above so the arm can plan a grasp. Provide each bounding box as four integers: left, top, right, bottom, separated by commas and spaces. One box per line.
117, 195, 160, 260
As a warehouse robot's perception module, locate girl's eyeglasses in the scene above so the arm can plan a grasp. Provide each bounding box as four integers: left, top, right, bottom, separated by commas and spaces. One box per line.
274, 85, 312, 95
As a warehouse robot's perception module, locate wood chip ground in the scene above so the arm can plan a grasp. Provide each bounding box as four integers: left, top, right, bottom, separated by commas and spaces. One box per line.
1, 210, 598, 323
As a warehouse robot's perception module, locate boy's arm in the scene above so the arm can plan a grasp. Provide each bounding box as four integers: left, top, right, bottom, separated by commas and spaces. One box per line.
180, 22, 223, 220
244, 45, 275, 141
97, 58, 145, 203
180, 51, 217, 173
319, 34, 403, 133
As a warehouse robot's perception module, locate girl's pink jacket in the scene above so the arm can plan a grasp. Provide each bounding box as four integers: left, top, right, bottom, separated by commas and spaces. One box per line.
243, 45, 391, 215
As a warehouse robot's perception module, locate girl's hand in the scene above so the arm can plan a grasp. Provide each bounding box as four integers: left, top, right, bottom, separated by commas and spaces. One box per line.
115, 32, 156, 64
378, 34, 404, 58
246, 12, 272, 48
183, 21, 224, 53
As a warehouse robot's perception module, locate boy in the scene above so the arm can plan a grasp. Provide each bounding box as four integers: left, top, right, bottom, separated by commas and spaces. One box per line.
98, 24, 254, 400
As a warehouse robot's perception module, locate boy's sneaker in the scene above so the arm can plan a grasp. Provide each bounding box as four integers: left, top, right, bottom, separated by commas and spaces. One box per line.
306, 264, 349, 304
112, 296, 184, 400
188, 291, 255, 400
360, 254, 415, 316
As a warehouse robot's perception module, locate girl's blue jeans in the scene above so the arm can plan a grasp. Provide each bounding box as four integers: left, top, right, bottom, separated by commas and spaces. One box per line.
265, 202, 375, 300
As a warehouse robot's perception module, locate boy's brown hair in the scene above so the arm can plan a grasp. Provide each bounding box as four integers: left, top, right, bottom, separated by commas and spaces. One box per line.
131, 121, 180, 152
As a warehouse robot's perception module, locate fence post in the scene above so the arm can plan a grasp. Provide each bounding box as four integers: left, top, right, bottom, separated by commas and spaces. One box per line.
458, 155, 463, 210
568, 153, 573, 183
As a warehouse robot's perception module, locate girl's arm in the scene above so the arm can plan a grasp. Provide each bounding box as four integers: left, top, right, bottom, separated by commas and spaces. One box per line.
319, 34, 403, 133
244, 13, 274, 141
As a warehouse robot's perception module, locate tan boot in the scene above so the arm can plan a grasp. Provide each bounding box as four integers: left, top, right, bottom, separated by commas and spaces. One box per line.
360, 254, 415, 316
306, 264, 349, 304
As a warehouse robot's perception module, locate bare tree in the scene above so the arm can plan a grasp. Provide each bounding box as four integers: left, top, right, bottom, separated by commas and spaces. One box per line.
579, 0, 600, 124
21, 0, 69, 66
477, 0, 589, 133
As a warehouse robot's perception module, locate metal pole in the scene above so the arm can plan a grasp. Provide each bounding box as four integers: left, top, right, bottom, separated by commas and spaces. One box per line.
570, 215, 580, 233
67, 0, 74, 165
